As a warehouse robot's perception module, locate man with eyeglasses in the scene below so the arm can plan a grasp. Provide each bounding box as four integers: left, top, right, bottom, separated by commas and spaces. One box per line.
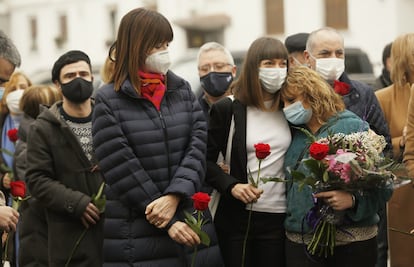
0, 30, 21, 98
197, 42, 237, 119
0, 30, 21, 263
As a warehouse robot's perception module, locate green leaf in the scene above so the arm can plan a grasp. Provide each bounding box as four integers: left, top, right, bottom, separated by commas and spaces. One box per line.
290, 169, 306, 181
92, 182, 106, 213
94, 196, 106, 213
323, 170, 329, 183
184, 211, 197, 226
198, 230, 211, 246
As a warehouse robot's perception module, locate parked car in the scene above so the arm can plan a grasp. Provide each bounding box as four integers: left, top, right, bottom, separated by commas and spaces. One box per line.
171, 47, 376, 96
344, 47, 376, 87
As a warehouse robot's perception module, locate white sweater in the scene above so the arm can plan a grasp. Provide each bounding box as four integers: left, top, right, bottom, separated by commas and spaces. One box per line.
245, 104, 291, 213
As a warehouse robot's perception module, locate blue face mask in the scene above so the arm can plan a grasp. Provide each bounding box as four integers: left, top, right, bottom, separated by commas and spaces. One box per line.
0, 87, 4, 100
283, 101, 312, 125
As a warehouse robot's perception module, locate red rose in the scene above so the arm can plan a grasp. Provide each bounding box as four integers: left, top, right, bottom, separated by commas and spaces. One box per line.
254, 143, 271, 160
309, 142, 330, 160
333, 80, 350, 96
191, 192, 211, 211
10, 180, 26, 198
7, 128, 18, 142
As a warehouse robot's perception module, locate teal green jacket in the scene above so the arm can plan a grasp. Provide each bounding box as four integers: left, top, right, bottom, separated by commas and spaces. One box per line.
284, 110, 393, 233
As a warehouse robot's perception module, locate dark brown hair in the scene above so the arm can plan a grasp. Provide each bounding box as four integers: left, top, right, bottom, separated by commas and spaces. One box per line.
111, 8, 173, 93
233, 37, 288, 110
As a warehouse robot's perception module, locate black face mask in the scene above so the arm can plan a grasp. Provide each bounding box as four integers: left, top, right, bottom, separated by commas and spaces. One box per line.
200, 72, 233, 97
60, 77, 93, 103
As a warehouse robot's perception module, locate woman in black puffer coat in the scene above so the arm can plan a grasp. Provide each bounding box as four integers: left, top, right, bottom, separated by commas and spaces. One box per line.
92, 8, 223, 267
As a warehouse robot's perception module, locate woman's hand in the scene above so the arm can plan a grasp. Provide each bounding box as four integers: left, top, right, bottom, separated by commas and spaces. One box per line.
167, 221, 200, 247
314, 190, 354, 211
145, 194, 180, 228
231, 183, 263, 204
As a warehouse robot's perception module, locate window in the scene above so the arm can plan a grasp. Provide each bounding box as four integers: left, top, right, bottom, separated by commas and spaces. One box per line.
325, 0, 348, 29
55, 14, 67, 48
106, 6, 118, 47
29, 16, 37, 51
265, 0, 284, 35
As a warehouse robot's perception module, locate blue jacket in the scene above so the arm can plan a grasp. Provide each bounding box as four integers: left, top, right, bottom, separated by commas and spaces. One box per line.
339, 73, 392, 155
92, 71, 223, 267
284, 110, 393, 233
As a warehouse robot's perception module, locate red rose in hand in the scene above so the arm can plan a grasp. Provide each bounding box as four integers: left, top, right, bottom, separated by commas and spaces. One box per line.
254, 143, 271, 160
10, 181, 26, 198
191, 192, 211, 211
333, 80, 350, 96
7, 128, 18, 142
309, 142, 330, 160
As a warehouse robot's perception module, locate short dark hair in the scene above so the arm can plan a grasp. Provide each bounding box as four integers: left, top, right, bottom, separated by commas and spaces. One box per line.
51, 50, 91, 83
0, 30, 21, 67
284, 33, 309, 54
382, 42, 392, 66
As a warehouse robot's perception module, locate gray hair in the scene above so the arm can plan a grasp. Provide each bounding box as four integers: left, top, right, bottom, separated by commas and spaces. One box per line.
0, 30, 21, 67
306, 27, 344, 54
197, 42, 234, 65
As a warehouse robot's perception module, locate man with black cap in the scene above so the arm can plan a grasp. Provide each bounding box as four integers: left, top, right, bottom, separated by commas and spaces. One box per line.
24, 50, 104, 266
284, 32, 309, 68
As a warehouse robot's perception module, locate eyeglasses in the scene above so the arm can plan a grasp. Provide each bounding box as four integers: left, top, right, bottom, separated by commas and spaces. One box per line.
198, 62, 233, 74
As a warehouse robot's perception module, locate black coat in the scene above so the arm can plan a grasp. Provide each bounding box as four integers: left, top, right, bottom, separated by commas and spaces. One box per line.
26, 102, 104, 267
92, 71, 223, 267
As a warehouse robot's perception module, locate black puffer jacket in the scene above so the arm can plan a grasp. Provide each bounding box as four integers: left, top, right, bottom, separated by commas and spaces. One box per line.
92, 71, 223, 267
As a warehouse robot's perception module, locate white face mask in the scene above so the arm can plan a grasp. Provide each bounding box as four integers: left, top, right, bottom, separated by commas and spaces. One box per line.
259, 67, 287, 94
6, 89, 24, 115
311, 55, 345, 81
145, 50, 171, 74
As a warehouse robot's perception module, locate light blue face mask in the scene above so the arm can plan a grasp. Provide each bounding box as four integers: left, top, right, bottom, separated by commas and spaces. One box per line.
283, 101, 313, 125
0, 87, 4, 100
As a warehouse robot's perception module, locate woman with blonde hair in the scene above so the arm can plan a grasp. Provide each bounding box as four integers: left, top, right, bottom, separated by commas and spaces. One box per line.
0, 72, 31, 197
382, 33, 414, 267
282, 66, 392, 267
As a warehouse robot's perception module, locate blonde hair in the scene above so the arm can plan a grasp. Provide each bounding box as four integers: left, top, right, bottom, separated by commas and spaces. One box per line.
20, 85, 62, 118
281, 66, 345, 125
1, 72, 32, 114
100, 48, 116, 84
390, 33, 414, 87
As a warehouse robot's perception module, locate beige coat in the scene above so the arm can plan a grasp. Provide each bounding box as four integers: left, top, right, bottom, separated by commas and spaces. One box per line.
375, 83, 411, 160
385, 84, 414, 267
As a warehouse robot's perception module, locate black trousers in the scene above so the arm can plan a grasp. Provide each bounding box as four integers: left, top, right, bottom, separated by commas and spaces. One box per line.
285, 237, 377, 267
216, 212, 286, 267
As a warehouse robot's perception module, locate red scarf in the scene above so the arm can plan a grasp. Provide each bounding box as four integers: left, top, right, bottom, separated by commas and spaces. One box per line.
138, 71, 166, 110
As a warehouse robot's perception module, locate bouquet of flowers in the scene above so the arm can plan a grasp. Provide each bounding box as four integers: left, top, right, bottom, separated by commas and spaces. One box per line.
291, 128, 404, 257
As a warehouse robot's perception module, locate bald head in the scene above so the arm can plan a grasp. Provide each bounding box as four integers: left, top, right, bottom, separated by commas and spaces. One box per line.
304, 27, 345, 81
